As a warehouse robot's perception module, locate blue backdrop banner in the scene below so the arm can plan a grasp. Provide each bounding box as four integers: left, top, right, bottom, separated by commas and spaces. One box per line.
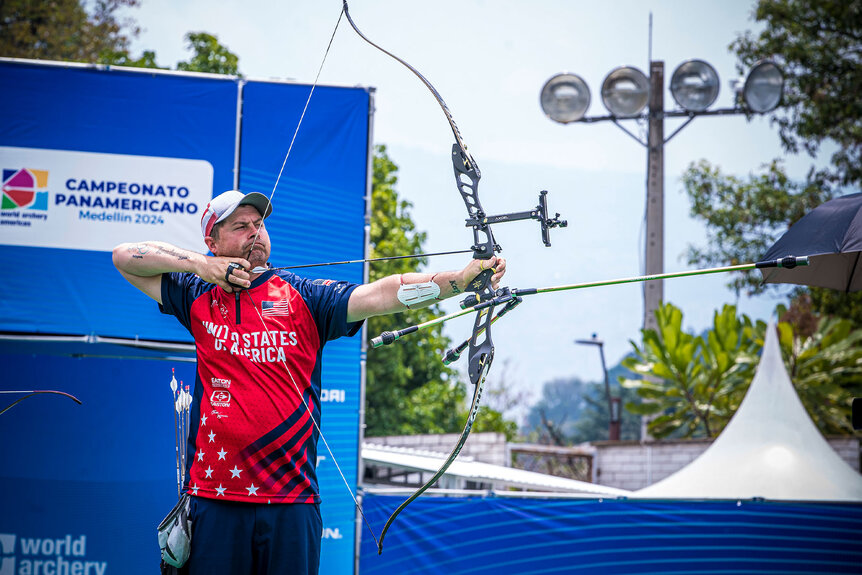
0, 60, 238, 341
0, 61, 371, 575
361, 494, 862, 574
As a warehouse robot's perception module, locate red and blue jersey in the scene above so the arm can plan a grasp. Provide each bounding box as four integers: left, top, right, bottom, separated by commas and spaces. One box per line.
160, 269, 361, 504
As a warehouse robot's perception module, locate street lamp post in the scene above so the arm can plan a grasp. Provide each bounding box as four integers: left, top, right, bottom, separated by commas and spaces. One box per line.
540, 59, 784, 332
575, 334, 621, 441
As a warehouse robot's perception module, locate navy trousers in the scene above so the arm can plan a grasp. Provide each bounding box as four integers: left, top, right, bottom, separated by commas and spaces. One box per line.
185, 496, 322, 575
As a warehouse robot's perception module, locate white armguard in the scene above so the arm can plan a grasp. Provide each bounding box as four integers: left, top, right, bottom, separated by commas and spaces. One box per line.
397, 280, 441, 307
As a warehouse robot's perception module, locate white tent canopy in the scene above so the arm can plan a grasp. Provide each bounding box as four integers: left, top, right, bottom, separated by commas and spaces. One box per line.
635, 323, 862, 501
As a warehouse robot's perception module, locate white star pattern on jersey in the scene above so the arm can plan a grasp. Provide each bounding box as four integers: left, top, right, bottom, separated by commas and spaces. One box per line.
197, 450, 205, 461
204, 466, 214, 478
208, 430, 216, 443
215, 484, 226, 497
217, 447, 227, 460
246, 484, 259, 496
200, 413, 207, 426
230, 466, 242, 478
191, 483, 199, 495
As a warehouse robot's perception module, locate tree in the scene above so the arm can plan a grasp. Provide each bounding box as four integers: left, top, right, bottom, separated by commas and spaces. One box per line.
176, 32, 239, 76
731, 0, 862, 188
774, 297, 862, 435
624, 300, 862, 438
0, 2, 237, 74
364, 146, 515, 438
0, 0, 143, 63
523, 378, 592, 443
684, 0, 862, 319
571, 372, 642, 442
522, 372, 641, 444
682, 159, 831, 296
622, 303, 762, 439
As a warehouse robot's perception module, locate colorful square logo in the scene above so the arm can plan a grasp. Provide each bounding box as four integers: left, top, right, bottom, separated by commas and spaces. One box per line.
2, 168, 49, 211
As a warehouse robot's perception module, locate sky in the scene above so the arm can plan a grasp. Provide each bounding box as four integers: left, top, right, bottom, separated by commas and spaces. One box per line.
129, 0, 829, 417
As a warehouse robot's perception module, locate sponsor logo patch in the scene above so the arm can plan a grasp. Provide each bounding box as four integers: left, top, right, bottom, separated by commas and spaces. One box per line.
210, 390, 231, 407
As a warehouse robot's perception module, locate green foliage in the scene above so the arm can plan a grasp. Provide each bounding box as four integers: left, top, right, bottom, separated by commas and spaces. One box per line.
364, 145, 516, 439
774, 301, 862, 434
624, 301, 862, 439
682, 159, 832, 295
0, 2, 238, 74
685, 0, 862, 319
731, 0, 862, 187
621, 303, 764, 439
99, 48, 162, 68
806, 287, 862, 331
176, 32, 239, 76
683, 157, 862, 323
0, 0, 144, 64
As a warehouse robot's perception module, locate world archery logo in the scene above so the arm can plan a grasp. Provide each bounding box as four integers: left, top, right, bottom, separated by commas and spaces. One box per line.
0, 534, 14, 575
2, 168, 49, 211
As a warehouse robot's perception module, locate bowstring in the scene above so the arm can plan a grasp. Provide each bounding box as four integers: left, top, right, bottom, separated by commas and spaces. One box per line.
247, 7, 344, 256
240, 5, 380, 546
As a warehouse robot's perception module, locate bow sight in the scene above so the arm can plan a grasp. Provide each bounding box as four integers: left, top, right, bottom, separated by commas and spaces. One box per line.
465, 190, 567, 251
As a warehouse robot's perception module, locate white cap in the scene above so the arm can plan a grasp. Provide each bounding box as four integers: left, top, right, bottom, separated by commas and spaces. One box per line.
200, 190, 272, 238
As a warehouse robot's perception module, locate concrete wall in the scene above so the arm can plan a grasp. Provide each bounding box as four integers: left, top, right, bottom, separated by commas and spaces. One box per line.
366, 433, 860, 492
590, 437, 861, 491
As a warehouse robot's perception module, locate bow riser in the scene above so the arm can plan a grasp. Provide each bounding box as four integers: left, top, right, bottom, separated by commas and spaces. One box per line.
467, 304, 495, 385
452, 144, 498, 262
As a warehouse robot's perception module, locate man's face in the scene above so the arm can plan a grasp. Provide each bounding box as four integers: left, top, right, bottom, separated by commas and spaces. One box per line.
206, 205, 270, 269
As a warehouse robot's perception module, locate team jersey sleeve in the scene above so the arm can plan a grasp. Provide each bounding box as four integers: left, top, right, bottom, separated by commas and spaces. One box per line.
159, 272, 213, 333
287, 273, 363, 343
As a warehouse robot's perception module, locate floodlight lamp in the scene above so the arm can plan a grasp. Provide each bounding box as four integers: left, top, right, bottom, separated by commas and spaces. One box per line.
670, 59, 719, 112
601, 66, 649, 117
743, 60, 784, 113
540, 73, 591, 124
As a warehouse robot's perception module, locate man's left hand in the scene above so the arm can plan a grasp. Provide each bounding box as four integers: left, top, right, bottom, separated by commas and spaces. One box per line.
461, 256, 506, 291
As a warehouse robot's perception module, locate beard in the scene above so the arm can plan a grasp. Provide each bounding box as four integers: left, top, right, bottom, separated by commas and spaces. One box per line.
244, 241, 269, 268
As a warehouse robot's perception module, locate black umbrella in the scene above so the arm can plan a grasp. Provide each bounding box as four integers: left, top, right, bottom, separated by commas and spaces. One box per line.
761, 192, 862, 292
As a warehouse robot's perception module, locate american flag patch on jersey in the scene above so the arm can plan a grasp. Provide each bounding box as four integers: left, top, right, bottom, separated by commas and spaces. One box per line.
261, 299, 290, 316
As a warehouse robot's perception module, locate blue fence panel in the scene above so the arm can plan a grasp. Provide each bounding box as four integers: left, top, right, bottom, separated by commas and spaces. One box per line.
361, 494, 862, 574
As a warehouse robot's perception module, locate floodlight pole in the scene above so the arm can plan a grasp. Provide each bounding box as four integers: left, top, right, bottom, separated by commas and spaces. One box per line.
645, 61, 664, 333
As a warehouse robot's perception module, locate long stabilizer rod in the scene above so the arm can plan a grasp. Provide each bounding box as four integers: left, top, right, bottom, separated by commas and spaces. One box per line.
371, 256, 809, 348
496, 255, 807, 300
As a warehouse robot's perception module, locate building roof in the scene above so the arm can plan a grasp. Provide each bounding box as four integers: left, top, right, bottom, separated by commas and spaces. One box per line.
635, 323, 862, 501
363, 442, 631, 497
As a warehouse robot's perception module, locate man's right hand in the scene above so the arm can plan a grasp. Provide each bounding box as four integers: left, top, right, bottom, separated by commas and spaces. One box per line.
197, 257, 253, 293
113, 241, 254, 302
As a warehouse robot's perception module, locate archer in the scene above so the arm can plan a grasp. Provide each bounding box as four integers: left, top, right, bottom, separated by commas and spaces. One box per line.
112, 189, 505, 575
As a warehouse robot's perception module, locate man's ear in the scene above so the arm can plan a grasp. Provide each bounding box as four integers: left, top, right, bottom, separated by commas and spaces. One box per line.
204, 236, 219, 255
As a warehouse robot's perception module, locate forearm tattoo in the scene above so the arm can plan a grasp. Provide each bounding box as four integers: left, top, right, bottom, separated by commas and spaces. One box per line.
127, 243, 189, 261
155, 245, 191, 261
449, 280, 461, 294
128, 243, 150, 259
